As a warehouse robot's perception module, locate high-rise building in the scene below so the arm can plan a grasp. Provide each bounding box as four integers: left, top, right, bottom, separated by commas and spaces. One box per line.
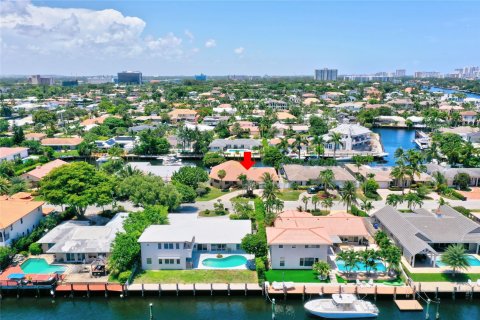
395, 69, 406, 77
28, 75, 54, 85
195, 73, 207, 81
414, 71, 442, 79
314, 68, 338, 81
117, 71, 142, 84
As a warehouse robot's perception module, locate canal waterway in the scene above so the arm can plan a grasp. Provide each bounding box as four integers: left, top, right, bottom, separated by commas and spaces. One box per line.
427, 86, 480, 99
1, 296, 478, 320
372, 127, 417, 166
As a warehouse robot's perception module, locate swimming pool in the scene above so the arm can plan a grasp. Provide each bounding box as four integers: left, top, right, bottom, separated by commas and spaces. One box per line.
336, 259, 387, 273
436, 255, 480, 267
201, 255, 247, 268
21, 258, 67, 274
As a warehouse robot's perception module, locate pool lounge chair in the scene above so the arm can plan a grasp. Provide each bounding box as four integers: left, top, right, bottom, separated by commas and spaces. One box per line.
356, 279, 362, 286
368, 279, 374, 287
271, 281, 295, 290
477, 279, 480, 287
467, 279, 473, 287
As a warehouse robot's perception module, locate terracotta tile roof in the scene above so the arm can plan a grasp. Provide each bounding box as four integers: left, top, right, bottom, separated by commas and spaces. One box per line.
460, 111, 477, 116
41, 137, 84, 146
22, 159, 68, 180
25, 132, 47, 139
168, 109, 197, 116
266, 210, 369, 245
0, 147, 28, 159
0, 199, 44, 228
209, 160, 278, 182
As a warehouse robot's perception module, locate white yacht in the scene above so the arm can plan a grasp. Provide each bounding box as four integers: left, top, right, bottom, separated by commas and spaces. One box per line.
157, 155, 183, 166
304, 294, 379, 319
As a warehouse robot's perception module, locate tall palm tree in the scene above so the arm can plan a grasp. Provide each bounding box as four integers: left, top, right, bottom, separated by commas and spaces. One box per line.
386, 194, 404, 208
440, 244, 470, 277
360, 199, 374, 214
292, 134, 307, 159
390, 162, 411, 194
301, 195, 309, 211
318, 169, 335, 196
217, 169, 227, 189
321, 197, 333, 213
329, 132, 343, 159
336, 250, 359, 276
340, 181, 357, 213
404, 192, 423, 211
311, 195, 320, 210
261, 172, 278, 203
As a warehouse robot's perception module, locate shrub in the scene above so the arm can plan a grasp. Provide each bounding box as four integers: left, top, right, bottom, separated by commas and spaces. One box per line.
28, 243, 42, 255
291, 182, 299, 190
195, 187, 208, 197
0, 247, 14, 270
450, 189, 466, 201
453, 173, 470, 191
174, 183, 197, 203
351, 205, 368, 217
118, 271, 132, 284
453, 206, 471, 218
255, 257, 266, 283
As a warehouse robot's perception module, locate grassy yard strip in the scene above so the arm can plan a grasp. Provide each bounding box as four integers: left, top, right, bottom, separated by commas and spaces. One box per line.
196, 188, 230, 201
134, 270, 258, 283
408, 273, 480, 282
265, 269, 328, 283
276, 190, 302, 201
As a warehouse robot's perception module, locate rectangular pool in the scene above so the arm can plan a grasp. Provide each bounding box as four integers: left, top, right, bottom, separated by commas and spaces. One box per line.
436, 255, 480, 267
21, 258, 67, 274
336, 259, 387, 273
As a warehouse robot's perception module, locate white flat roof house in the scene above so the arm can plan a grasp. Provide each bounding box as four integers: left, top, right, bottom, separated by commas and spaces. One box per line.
37, 213, 127, 263
323, 124, 372, 152
138, 214, 251, 270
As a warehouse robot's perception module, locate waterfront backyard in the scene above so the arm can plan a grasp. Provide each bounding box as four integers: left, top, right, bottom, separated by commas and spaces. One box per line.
133, 270, 258, 284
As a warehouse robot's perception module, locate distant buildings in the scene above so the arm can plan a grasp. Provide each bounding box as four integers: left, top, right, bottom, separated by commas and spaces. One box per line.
28, 75, 54, 85
117, 71, 142, 84
62, 80, 78, 87
414, 71, 442, 79
195, 73, 207, 81
395, 69, 406, 77
314, 68, 338, 81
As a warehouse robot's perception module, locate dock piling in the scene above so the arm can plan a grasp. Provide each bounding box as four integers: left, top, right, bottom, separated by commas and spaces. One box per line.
176, 283, 179, 296
210, 283, 213, 296
193, 283, 196, 296
158, 284, 161, 297
245, 283, 247, 296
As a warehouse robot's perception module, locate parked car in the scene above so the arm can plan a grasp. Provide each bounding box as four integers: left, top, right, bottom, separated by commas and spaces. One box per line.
307, 186, 322, 194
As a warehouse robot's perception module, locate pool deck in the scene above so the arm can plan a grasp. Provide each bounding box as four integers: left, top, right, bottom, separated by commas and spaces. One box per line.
402, 255, 480, 274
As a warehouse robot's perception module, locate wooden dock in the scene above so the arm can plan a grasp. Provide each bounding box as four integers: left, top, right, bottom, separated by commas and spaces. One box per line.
394, 300, 423, 311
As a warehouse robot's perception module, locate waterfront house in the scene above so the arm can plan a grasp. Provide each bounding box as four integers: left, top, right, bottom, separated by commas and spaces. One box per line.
230, 121, 260, 137
37, 213, 127, 263
323, 124, 372, 152
460, 111, 478, 126
281, 164, 356, 188
213, 103, 236, 115
202, 116, 229, 126
425, 163, 480, 187
372, 205, 480, 267
438, 127, 480, 144
21, 159, 68, 187
0, 147, 29, 162
138, 214, 251, 270
208, 139, 261, 153
0, 198, 44, 247
265, 99, 288, 110
266, 210, 370, 269
41, 137, 84, 150
209, 160, 279, 189
271, 123, 309, 136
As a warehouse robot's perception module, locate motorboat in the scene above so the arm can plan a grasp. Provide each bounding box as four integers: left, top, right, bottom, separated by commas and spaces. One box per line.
157, 155, 183, 166
304, 294, 379, 319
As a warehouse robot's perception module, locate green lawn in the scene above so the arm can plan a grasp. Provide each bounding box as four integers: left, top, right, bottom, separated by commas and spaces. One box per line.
276, 190, 302, 201
408, 272, 480, 282
53, 150, 79, 157
196, 188, 230, 201
134, 270, 258, 283
265, 269, 328, 283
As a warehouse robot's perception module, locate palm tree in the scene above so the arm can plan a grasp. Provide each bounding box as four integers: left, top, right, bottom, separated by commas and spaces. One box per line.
238, 174, 255, 197
360, 199, 374, 214
440, 244, 470, 277
380, 245, 402, 275
329, 132, 343, 159
0, 177, 10, 195
404, 192, 423, 211
321, 197, 333, 213
340, 181, 357, 213
292, 134, 307, 159
390, 162, 411, 194
261, 172, 279, 203
432, 171, 447, 191
217, 169, 227, 189
386, 194, 404, 208
318, 169, 335, 196
8, 176, 27, 195
301, 195, 309, 211
360, 249, 378, 274
313, 261, 331, 280
336, 250, 359, 276
311, 195, 320, 211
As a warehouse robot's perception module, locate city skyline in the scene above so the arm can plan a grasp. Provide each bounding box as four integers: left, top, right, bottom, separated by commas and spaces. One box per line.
1, 0, 479, 76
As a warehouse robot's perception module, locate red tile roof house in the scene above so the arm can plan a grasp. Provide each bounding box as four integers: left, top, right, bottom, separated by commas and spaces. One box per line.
0, 147, 29, 162
41, 137, 84, 150
209, 160, 279, 189
266, 210, 370, 269
21, 159, 68, 186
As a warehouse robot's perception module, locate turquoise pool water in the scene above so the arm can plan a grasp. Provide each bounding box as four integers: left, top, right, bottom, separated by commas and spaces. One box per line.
21, 258, 67, 274
202, 255, 247, 268
336, 259, 387, 272
436, 255, 480, 267
226, 149, 248, 152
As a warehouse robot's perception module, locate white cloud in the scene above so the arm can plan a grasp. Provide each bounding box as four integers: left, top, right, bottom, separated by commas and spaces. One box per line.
184, 29, 194, 42
0, 0, 188, 67
234, 47, 245, 55
204, 39, 216, 48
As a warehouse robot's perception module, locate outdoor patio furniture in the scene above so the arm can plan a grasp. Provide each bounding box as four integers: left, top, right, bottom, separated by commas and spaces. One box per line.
477, 280, 480, 287
467, 279, 473, 287
368, 279, 374, 287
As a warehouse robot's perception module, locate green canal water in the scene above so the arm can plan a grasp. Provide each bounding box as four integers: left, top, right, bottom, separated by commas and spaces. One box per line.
1, 296, 478, 320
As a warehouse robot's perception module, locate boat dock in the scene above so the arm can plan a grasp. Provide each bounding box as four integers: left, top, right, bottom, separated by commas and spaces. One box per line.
394, 299, 423, 311
126, 283, 262, 296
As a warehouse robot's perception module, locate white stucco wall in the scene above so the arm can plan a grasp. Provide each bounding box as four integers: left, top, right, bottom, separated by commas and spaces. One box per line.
0, 207, 43, 247
269, 244, 329, 269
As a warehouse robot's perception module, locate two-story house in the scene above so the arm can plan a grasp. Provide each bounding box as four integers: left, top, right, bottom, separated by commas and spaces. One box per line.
0, 198, 44, 247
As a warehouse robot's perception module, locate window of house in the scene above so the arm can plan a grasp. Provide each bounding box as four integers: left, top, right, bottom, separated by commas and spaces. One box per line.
176, 243, 180, 249
164, 243, 174, 249
305, 245, 320, 248
158, 259, 163, 264
146, 258, 152, 265
197, 244, 208, 251
20, 218, 23, 224
299, 257, 318, 267
164, 259, 175, 264
176, 259, 180, 264
279, 245, 283, 248
280, 257, 285, 267
291, 245, 296, 248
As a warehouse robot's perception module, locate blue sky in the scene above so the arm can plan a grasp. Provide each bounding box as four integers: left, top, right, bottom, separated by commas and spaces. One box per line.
1, 1, 478, 75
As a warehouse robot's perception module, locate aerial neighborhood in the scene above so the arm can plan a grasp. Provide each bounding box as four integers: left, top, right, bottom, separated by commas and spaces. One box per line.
1, 70, 480, 305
